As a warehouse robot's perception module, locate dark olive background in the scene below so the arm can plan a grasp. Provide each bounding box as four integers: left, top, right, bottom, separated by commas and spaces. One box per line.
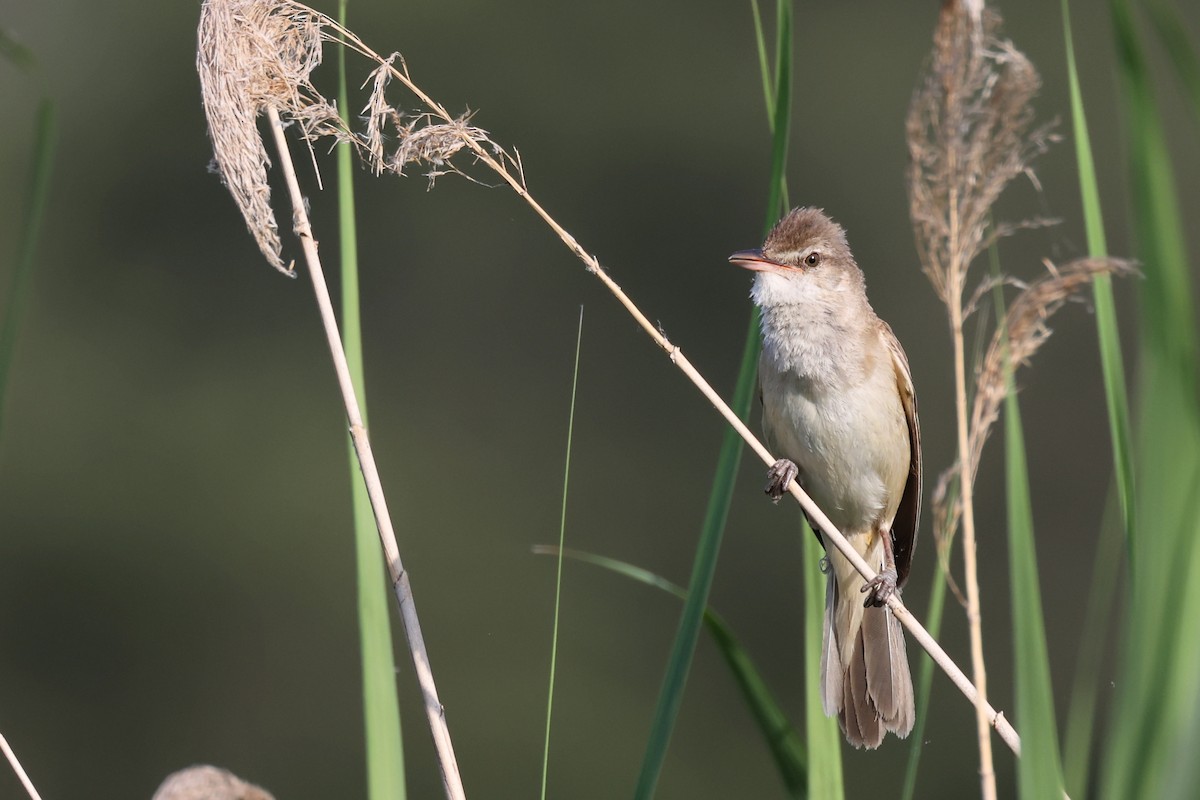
1, 1, 1198, 798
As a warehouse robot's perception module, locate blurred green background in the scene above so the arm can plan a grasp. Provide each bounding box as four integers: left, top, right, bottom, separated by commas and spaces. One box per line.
1, 1, 1197, 797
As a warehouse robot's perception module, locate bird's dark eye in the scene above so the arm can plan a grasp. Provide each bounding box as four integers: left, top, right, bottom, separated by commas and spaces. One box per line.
804, 252, 821, 267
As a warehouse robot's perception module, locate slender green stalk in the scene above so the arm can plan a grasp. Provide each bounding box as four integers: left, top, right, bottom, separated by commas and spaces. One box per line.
1146, 0, 1200, 126
990, 253, 1064, 799
1001, 347, 1065, 799
901, 337, 972, 800
1058, 4, 1135, 792
0, 100, 55, 447
704, 625, 807, 799
751, 1, 772, 119
1061, 490, 1123, 800
338, 2, 405, 795
540, 308, 584, 800
759, 0, 792, 218
898, 548, 948, 800
801, 529, 843, 798
767, 2, 832, 791
1061, 0, 1136, 552
1109, 0, 1198, 385
632, 4, 791, 796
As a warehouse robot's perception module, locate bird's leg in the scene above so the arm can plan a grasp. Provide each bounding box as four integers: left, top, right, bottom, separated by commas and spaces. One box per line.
765, 458, 799, 504
862, 527, 899, 608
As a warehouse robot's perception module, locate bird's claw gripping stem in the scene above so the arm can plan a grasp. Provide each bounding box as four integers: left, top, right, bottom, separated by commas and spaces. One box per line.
765, 458, 799, 504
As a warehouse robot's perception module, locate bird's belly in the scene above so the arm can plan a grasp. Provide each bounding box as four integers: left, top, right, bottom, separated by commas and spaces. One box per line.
761, 369, 906, 533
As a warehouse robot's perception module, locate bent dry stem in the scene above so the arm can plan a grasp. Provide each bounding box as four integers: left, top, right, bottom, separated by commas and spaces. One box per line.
326, 3, 1031, 760
265, 106, 465, 800
343, 55, 1030, 759
202, 0, 1028, 777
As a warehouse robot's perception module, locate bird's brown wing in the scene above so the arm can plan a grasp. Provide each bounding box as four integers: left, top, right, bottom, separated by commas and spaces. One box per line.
881, 321, 921, 588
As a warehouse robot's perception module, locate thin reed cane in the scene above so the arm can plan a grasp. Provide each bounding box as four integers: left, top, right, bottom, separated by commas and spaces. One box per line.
200, 0, 1029, 771
296, 9, 1035, 759
264, 106, 464, 800
0, 732, 43, 800
323, 32, 1027, 760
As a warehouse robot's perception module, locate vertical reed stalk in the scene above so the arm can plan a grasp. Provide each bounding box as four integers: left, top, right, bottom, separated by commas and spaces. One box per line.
949, 165, 995, 797
906, 4, 1066, 793
951, 290, 996, 800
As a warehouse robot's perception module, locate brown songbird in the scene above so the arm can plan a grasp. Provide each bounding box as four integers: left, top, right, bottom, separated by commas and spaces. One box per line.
730, 207, 921, 748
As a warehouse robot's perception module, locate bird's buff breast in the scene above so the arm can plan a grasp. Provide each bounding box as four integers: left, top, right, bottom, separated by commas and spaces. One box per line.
760, 356, 907, 534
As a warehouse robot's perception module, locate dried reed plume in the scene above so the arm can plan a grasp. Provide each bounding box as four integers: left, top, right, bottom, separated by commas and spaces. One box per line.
362, 58, 504, 186
197, 2, 474, 797
907, 2, 1134, 796
907, 6, 1057, 304
153, 765, 274, 800
197, 0, 512, 272
197, 0, 342, 272
907, 2, 1063, 796
930, 257, 1138, 549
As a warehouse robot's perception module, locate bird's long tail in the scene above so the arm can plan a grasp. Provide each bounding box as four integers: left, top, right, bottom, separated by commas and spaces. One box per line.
818, 535, 915, 749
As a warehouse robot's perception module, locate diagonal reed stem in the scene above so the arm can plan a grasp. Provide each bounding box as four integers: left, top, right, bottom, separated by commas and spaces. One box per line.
0, 732, 43, 800
320, 23, 1027, 761
265, 105, 464, 800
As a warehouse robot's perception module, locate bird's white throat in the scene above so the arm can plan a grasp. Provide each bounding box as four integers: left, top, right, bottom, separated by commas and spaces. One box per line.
751, 271, 870, 387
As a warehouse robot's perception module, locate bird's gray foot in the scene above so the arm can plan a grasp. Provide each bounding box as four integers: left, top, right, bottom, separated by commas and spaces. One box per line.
765, 458, 799, 504
861, 567, 898, 608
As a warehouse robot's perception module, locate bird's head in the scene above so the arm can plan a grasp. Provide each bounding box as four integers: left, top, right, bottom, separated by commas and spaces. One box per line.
729, 207, 863, 308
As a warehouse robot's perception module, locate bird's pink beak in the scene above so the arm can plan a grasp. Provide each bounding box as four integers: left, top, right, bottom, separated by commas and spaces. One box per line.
729, 248, 788, 273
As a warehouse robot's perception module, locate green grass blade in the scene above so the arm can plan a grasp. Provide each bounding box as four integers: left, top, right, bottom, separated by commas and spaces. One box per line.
750, 0, 794, 218
774, 5, 830, 793
1109, 0, 1198, 385
1061, 0, 1136, 551
898, 556, 948, 800
337, 3, 405, 795
632, 4, 792, 796
1165, 684, 1200, 800
538, 547, 806, 798
1059, 5, 1135, 793
801, 525, 843, 798
990, 268, 1064, 798
540, 307, 584, 800
0, 99, 55, 447
1002, 366, 1065, 798
1146, 0, 1200, 126
988, 241, 1066, 796
1101, 2, 1200, 797
1061, 490, 1123, 800
764, 2, 791, 223
750, 1, 773, 120
703, 614, 807, 799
